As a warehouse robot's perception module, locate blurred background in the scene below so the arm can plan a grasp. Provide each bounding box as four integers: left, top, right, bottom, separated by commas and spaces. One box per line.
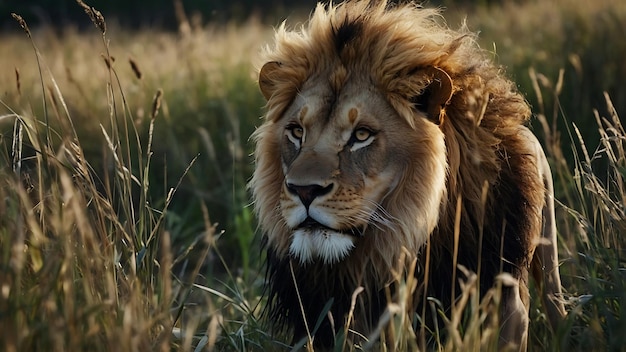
2, 0, 317, 29
3, 0, 506, 29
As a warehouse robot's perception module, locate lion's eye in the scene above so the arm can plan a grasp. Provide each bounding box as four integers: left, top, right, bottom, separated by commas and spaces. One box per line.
353, 128, 372, 142
293, 127, 304, 139
288, 125, 304, 139
348, 127, 376, 152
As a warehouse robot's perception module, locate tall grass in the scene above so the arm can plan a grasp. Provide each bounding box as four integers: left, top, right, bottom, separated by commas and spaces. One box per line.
0, 0, 625, 351
0, 9, 206, 351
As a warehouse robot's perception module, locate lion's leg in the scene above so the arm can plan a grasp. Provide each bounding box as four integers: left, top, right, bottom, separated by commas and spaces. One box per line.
499, 280, 529, 352
517, 126, 566, 332
531, 144, 567, 330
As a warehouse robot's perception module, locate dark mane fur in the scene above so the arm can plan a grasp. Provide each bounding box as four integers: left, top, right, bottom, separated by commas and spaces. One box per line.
331, 15, 363, 55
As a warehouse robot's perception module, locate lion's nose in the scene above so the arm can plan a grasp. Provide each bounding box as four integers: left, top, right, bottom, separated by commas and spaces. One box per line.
286, 183, 333, 209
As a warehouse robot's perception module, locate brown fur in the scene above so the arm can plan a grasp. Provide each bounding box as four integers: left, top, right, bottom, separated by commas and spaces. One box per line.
250, 1, 566, 349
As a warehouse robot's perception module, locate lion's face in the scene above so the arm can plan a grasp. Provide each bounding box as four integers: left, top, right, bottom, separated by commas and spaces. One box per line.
279, 78, 409, 264
253, 66, 451, 265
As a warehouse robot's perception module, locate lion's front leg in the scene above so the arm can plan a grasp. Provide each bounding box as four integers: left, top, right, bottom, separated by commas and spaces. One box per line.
499, 279, 529, 351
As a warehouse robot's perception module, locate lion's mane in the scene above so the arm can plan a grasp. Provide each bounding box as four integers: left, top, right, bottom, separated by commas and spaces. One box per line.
250, 0, 550, 346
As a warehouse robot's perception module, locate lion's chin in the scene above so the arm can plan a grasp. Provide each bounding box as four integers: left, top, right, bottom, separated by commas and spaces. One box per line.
289, 228, 356, 265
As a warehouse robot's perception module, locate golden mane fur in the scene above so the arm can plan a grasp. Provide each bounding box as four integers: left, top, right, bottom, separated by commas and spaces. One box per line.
250, 0, 565, 348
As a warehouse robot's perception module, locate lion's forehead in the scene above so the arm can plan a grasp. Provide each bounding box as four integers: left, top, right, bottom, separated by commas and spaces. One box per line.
295, 82, 387, 140
295, 103, 351, 146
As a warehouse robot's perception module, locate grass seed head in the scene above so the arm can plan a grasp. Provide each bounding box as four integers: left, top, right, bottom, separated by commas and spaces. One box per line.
129, 57, 143, 80
11, 13, 31, 38
101, 54, 115, 69
15, 68, 21, 97
151, 89, 163, 120
76, 0, 106, 34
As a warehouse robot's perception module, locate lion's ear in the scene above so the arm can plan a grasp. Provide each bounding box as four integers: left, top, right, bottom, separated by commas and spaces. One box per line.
259, 61, 282, 101
412, 67, 454, 125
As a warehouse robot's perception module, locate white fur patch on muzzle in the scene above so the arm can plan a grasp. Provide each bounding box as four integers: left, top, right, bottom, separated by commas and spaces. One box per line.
289, 228, 355, 265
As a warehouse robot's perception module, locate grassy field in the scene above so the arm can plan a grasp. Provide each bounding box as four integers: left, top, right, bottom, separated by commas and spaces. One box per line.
1, 0, 624, 350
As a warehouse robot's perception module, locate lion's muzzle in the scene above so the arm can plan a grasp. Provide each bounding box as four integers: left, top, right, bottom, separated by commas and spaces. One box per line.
286, 182, 334, 209
283, 179, 366, 264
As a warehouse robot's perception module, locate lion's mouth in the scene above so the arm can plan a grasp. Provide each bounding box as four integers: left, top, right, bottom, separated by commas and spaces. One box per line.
298, 217, 363, 238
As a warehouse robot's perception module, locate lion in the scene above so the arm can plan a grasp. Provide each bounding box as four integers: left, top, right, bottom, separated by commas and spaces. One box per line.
249, 1, 566, 350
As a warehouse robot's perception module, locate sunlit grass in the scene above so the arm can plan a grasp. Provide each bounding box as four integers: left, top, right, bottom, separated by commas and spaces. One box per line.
1, 12, 179, 350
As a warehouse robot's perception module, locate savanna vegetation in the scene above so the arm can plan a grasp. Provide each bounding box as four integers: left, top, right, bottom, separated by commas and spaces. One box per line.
0, 0, 624, 350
